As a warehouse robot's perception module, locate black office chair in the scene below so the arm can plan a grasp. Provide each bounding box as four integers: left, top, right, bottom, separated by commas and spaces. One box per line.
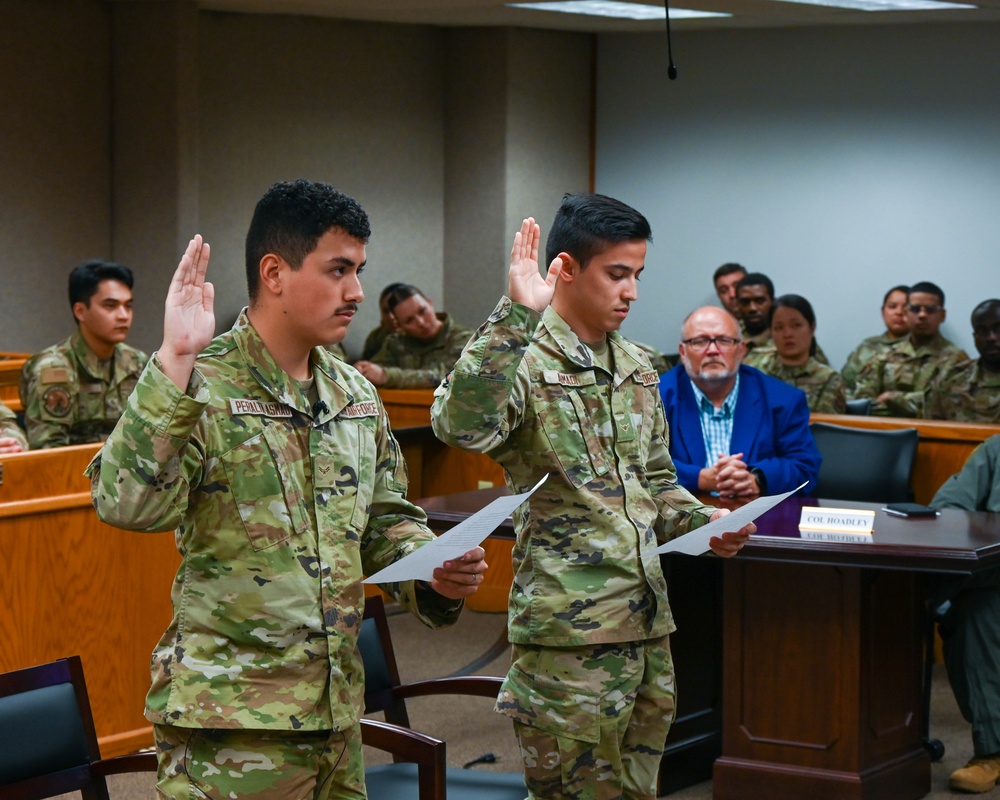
360, 595, 526, 800
0, 656, 157, 800
809, 421, 918, 503
844, 398, 872, 416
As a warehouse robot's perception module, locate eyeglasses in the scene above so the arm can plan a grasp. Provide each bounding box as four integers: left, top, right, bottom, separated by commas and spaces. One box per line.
681, 336, 742, 351
908, 304, 941, 315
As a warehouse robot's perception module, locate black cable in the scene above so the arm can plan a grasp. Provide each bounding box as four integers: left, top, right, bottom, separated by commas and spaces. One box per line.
664, 0, 678, 79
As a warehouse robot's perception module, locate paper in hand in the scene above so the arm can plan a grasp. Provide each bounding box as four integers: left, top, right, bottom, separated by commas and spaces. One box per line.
363, 474, 548, 584
654, 482, 807, 556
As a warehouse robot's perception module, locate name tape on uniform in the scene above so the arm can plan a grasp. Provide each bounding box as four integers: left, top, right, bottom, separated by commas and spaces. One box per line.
229, 399, 293, 417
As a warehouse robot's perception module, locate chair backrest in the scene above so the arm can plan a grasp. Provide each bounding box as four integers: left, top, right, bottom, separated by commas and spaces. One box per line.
0, 656, 107, 800
810, 421, 918, 503
360, 595, 411, 727
845, 398, 872, 416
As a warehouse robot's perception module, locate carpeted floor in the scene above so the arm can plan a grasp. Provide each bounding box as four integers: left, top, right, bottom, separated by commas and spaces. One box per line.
71, 605, 987, 798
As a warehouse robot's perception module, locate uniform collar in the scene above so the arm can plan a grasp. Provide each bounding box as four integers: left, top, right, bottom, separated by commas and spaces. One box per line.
229, 308, 353, 421
540, 305, 643, 382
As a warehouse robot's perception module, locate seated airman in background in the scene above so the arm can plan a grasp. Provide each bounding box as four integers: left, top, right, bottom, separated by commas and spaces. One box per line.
354, 284, 473, 388
925, 298, 1000, 423
20, 260, 148, 448
357, 281, 405, 362
745, 294, 846, 414
840, 284, 910, 392
713, 262, 747, 317
852, 280, 968, 418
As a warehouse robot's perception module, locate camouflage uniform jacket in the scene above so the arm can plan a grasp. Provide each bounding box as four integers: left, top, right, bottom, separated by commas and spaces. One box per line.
0, 400, 27, 449
925, 359, 1000, 423
746, 352, 846, 414
371, 313, 474, 388
87, 311, 461, 732
360, 324, 392, 362
840, 332, 907, 392
852, 333, 969, 418
20, 333, 147, 449
431, 298, 714, 648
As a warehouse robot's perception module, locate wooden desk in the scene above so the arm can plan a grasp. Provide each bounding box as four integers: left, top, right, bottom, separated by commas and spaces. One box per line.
0, 444, 180, 757
810, 414, 1000, 505
714, 495, 1000, 800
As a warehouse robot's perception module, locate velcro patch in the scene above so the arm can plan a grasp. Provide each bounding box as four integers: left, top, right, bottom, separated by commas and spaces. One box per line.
637, 370, 660, 386
229, 398, 293, 417
339, 401, 379, 419
541, 370, 597, 387
40, 367, 71, 384
43, 386, 72, 417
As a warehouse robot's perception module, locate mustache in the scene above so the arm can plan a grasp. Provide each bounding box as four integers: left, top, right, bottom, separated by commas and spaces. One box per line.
336, 304, 358, 315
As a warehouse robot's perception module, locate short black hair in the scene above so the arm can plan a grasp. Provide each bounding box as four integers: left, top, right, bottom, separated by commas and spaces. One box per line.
713, 262, 747, 283
882, 284, 910, 306
245, 179, 371, 300
736, 272, 775, 301
972, 299, 1000, 324
379, 282, 408, 305
908, 281, 945, 307
68, 260, 134, 308
545, 193, 651, 270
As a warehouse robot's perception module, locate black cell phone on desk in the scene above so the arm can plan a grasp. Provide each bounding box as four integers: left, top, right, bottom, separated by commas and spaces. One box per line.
882, 502, 939, 518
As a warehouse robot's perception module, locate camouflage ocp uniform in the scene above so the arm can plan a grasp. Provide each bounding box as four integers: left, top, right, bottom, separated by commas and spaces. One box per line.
370, 312, 473, 388
0, 399, 27, 449
925, 359, 1000, 423
432, 297, 715, 799
746, 351, 847, 414
87, 310, 461, 740
852, 333, 969, 418
20, 332, 147, 449
840, 332, 907, 392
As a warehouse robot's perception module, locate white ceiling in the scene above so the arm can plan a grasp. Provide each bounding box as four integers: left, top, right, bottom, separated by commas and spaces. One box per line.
196, 0, 1000, 31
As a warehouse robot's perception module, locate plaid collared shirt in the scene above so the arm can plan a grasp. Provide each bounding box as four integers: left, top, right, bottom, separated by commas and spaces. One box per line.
690, 374, 740, 468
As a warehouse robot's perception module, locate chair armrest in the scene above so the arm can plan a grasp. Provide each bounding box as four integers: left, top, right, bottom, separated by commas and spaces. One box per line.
92, 751, 158, 776
361, 719, 446, 800
393, 675, 504, 702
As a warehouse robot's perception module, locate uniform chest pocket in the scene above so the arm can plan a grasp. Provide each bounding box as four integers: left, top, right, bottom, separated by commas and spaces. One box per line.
222, 428, 311, 551
313, 420, 378, 534
538, 389, 611, 489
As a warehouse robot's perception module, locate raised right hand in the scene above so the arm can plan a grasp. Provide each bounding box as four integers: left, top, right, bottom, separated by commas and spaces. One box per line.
507, 218, 561, 313
159, 235, 215, 390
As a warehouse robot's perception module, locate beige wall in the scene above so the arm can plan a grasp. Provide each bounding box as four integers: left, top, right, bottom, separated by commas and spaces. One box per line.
0, 0, 592, 360
1, 0, 113, 350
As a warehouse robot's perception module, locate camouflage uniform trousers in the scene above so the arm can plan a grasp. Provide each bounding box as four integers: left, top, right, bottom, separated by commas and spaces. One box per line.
501, 635, 675, 800
153, 722, 365, 800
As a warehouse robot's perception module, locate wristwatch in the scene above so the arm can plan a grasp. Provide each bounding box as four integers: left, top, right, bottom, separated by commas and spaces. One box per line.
750, 467, 767, 494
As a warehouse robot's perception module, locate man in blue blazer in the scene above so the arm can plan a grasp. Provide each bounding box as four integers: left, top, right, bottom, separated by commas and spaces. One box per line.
659, 306, 821, 496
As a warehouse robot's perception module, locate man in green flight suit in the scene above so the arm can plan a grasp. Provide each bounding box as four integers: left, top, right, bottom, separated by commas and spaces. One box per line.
432, 193, 754, 800
20, 260, 147, 448
87, 180, 487, 800
930, 435, 1000, 793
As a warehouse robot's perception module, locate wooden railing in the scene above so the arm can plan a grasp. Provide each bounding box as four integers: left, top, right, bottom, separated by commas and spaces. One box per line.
0, 352, 28, 413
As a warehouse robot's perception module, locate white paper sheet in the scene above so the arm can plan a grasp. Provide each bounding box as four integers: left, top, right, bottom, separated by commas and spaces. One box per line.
363, 474, 548, 584
654, 481, 808, 556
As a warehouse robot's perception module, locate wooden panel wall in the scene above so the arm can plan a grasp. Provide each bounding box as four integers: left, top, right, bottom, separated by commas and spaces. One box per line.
0, 444, 180, 757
